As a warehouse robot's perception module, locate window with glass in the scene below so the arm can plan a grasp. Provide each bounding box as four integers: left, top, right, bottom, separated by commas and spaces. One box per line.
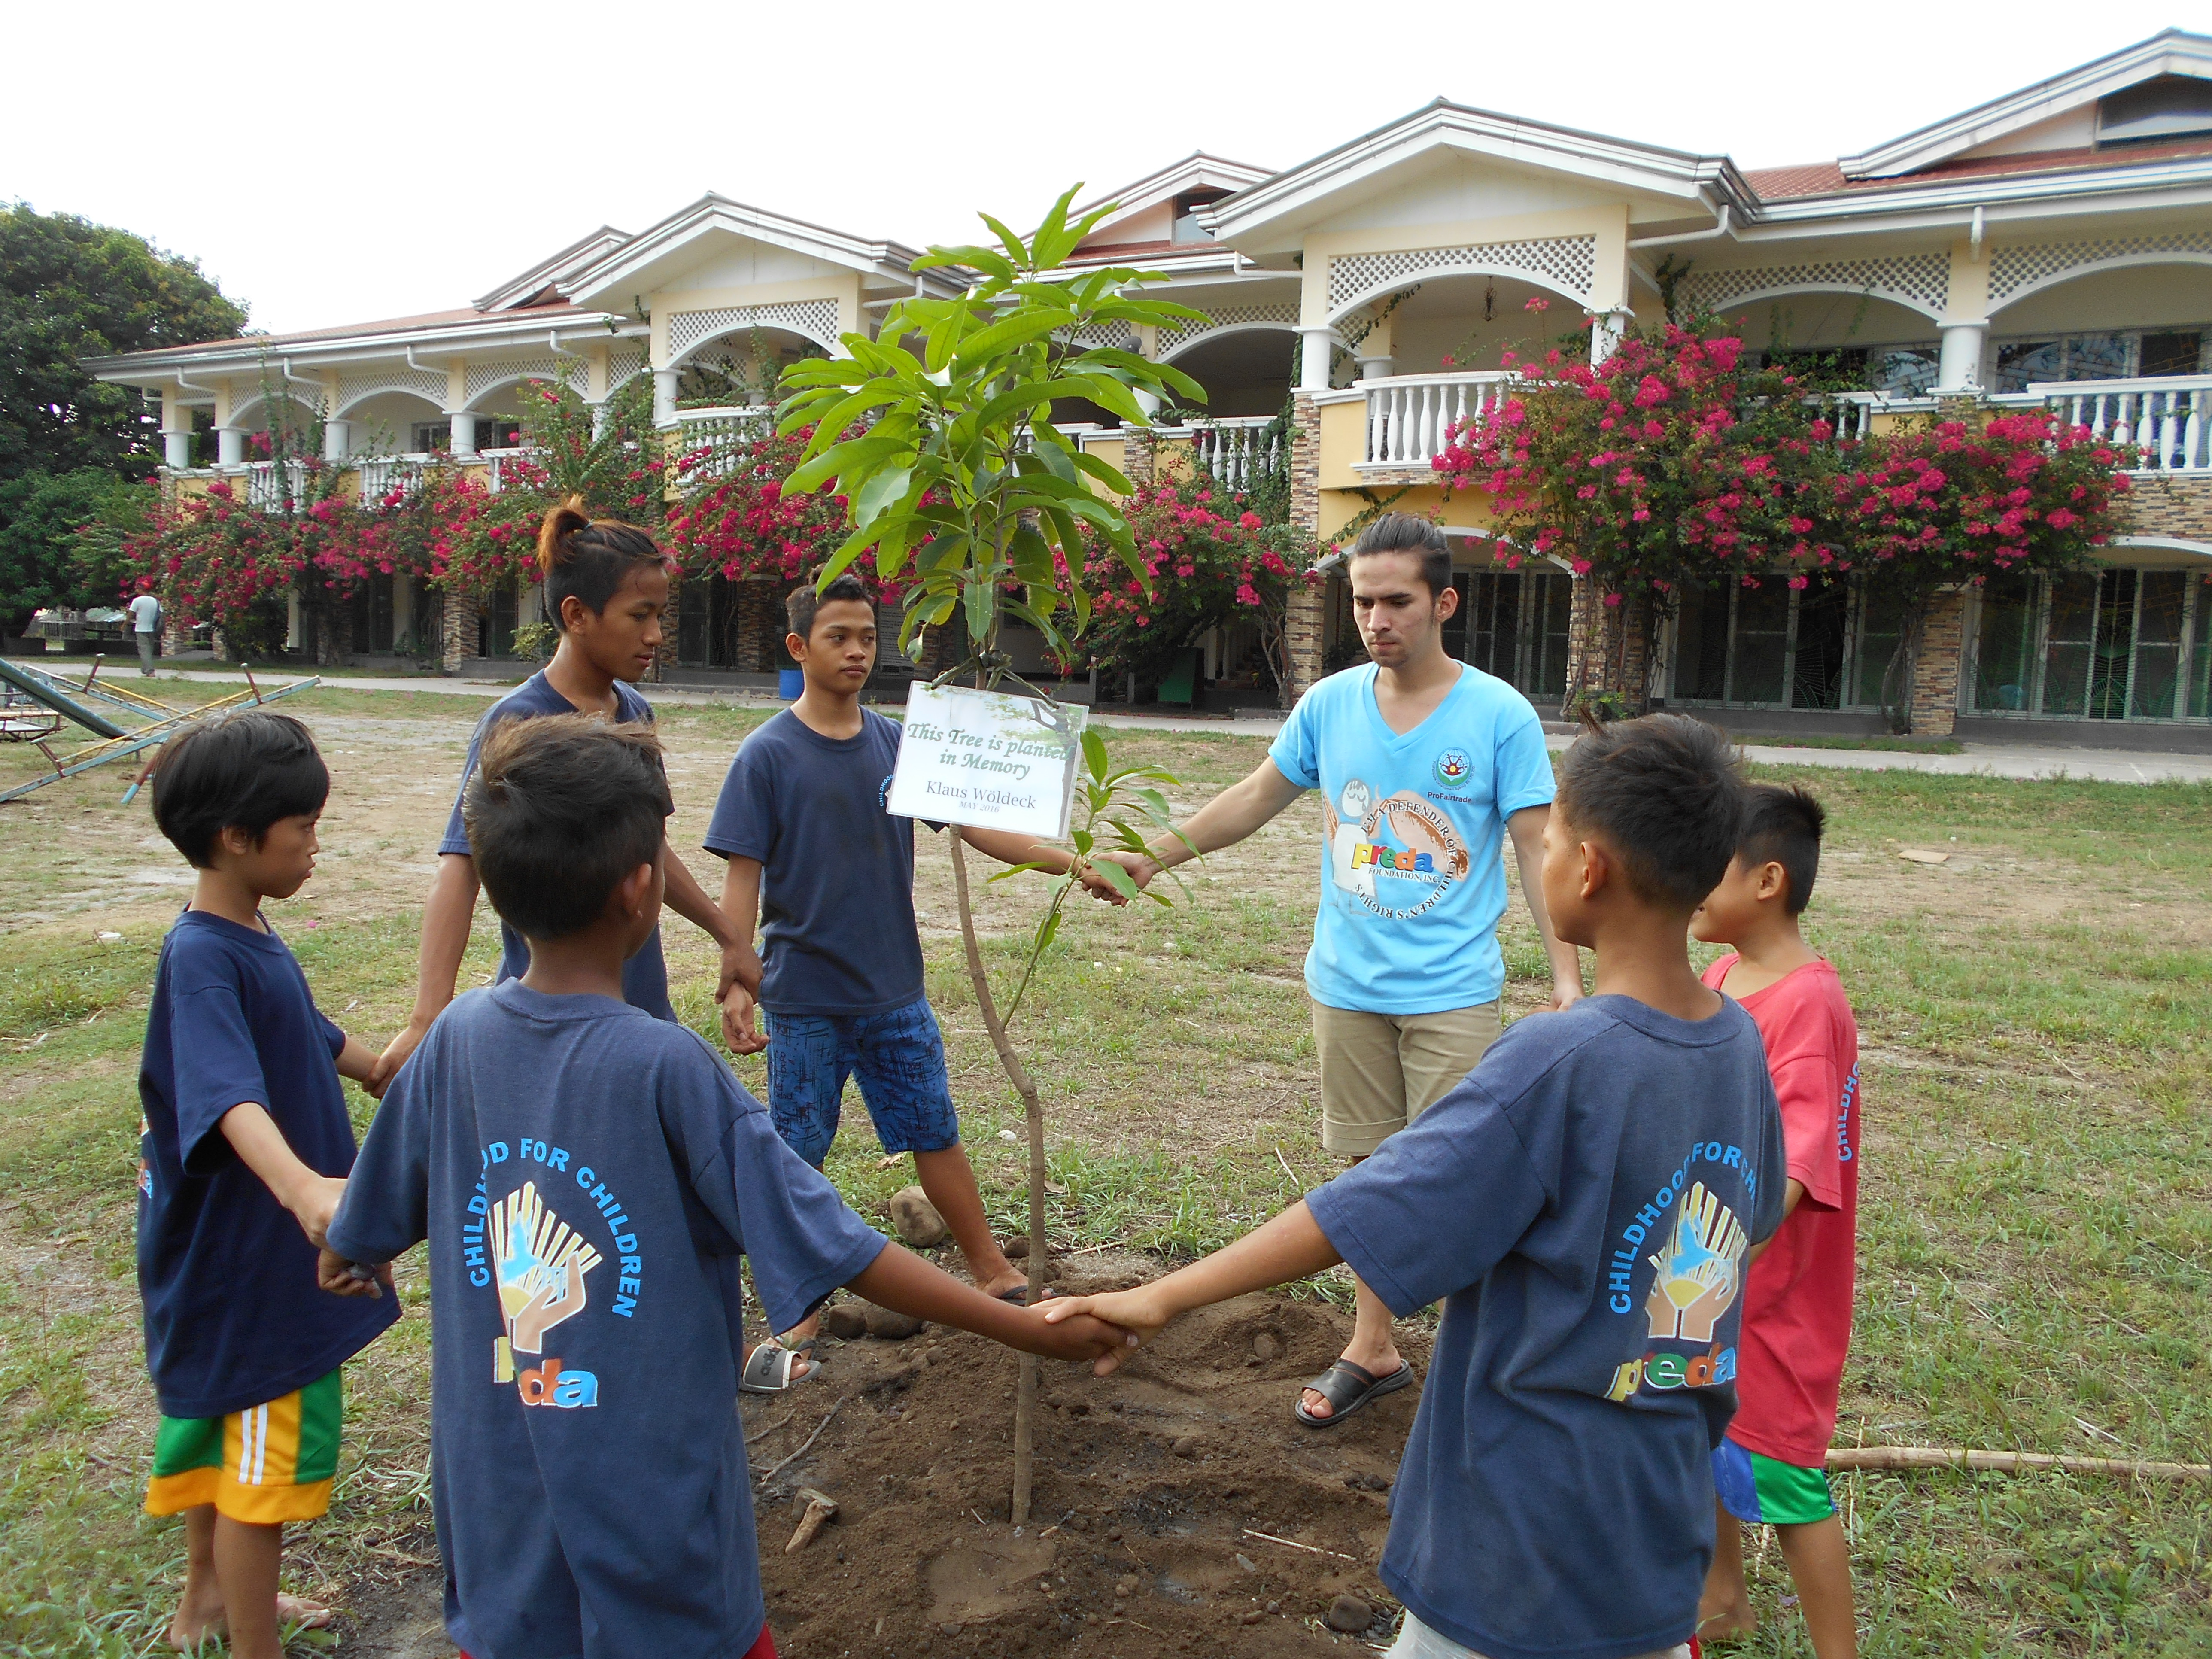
1969, 568, 2210, 721
1991, 327, 2209, 392
1750, 344, 1940, 396
1668, 576, 1894, 710
1445, 570, 1571, 699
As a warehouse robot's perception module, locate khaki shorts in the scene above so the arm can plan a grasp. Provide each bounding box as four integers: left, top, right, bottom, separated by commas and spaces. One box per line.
1313, 999, 1501, 1157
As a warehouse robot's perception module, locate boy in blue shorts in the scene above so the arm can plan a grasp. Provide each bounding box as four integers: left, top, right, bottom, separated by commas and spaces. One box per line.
706, 575, 1121, 1348
137, 712, 398, 1659
1049, 714, 1788, 1659
322, 715, 1127, 1659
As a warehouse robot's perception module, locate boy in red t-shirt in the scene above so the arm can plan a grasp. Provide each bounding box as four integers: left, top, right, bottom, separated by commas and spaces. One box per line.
1690, 782, 1860, 1658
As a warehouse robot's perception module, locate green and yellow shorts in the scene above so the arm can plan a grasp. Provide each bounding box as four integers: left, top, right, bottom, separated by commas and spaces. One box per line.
1711, 1434, 1837, 1527
146, 1368, 342, 1525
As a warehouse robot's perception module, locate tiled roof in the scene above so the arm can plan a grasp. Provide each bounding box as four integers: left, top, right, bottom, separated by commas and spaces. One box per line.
1748, 135, 2212, 200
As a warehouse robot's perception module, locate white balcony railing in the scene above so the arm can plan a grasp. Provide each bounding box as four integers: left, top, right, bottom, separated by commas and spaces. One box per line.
1158, 416, 1281, 490
355, 454, 434, 505
480, 447, 532, 494
2034, 376, 2212, 473
241, 459, 309, 510
672, 405, 780, 480
1360, 373, 1517, 468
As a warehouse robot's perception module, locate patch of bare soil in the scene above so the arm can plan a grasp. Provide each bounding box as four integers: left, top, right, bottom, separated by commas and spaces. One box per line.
332, 1285, 1421, 1658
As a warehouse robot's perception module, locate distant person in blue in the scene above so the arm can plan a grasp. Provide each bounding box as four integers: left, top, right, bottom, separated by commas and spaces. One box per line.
136, 711, 397, 1659
322, 714, 1130, 1659
1050, 714, 1789, 1659
1103, 514, 1584, 1424
373, 499, 743, 1089
704, 574, 1125, 1359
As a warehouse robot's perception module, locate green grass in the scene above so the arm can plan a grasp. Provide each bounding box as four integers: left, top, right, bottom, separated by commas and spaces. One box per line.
1731, 732, 1968, 755
0, 704, 2206, 1655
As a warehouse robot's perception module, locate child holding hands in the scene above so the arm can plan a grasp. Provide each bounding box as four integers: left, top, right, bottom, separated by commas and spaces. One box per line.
323, 715, 1127, 1659
137, 713, 398, 1658
1048, 715, 1787, 1659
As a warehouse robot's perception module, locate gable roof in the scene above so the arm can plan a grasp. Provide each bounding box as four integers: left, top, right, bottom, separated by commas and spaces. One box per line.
1752, 132, 2212, 201
1070, 152, 1277, 244
474, 226, 634, 311
560, 193, 965, 310
1841, 29, 2212, 179
1203, 98, 1748, 248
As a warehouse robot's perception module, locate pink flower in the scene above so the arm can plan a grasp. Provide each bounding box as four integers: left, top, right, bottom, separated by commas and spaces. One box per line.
1525, 296, 1550, 313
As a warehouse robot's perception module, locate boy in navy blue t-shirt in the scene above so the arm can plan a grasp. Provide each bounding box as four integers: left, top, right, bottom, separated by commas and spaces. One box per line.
1050, 715, 1788, 1659
325, 714, 1127, 1659
705, 575, 1122, 1351
137, 713, 397, 1659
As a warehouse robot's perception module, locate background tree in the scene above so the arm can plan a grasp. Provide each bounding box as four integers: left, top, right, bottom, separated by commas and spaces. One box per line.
0, 469, 155, 626
0, 205, 247, 634
779, 186, 1203, 1524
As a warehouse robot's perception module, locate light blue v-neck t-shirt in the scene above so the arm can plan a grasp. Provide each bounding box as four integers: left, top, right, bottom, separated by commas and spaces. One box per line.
1269, 662, 1555, 1015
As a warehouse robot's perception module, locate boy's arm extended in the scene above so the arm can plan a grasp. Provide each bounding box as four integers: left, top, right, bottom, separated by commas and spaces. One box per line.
659, 835, 744, 988
373, 852, 479, 1093
219, 1103, 347, 1248
335, 1035, 379, 1087
849, 1242, 1134, 1364
955, 826, 1128, 905
1042, 1201, 1339, 1374
716, 855, 767, 1054
1506, 805, 1585, 1011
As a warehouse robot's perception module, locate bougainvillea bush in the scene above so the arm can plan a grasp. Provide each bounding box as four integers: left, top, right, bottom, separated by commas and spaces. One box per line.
1432, 317, 2136, 719
1063, 474, 1320, 702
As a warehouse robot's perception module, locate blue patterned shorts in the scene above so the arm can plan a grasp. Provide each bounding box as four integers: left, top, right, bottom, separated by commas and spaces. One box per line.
763, 996, 961, 1167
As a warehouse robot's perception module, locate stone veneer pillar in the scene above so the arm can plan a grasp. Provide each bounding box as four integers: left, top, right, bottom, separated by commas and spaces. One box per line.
441, 588, 480, 672
1281, 392, 1327, 704
1562, 580, 1652, 718
1121, 425, 1157, 489
736, 579, 772, 673
1906, 587, 1966, 737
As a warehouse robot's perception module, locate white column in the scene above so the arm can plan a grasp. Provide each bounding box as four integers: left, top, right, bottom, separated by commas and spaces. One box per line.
1297, 326, 1336, 392
161, 387, 191, 469
286, 590, 304, 650
164, 430, 193, 469
322, 420, 352, 462
449, 411, 477, 456
1590, 308, 1633, 365
588, 401, 611, 439
393, 575, 412, 651
653, 368, 678, 427
1938, 322, 1987, 392
1133, 387, 1162, 420
217, 427, 245, 466
1354, 351, 1394, 382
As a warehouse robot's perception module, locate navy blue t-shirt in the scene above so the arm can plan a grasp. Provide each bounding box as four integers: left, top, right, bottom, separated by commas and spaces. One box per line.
327, 982, 887, 1659
1307, 994, 1787, 1659
440, 671, 675, 1021
137, 909, 398, 1419
702, 708, 932, 1017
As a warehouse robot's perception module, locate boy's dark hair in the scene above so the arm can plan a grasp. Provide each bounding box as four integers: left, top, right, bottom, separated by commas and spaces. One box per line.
537, 497, 664, 629
464, 715, 672, 942
1349, 513, 1452, 601
1739, 782, 1825, 914
150, 711, 329, 869
786, 573, 875, 642
1555, 714, 1747, 911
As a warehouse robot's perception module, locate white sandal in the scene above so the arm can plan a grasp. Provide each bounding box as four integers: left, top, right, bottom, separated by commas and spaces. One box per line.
739, 1341, 817, 1394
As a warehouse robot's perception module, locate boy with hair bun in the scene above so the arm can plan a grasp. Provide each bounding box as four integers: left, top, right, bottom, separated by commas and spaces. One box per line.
137, 711, 397, 1658
1048, 714, 1787, 1659
324, 714, 1129, 1659
1691, 784, 1862, 1658
375, 498, 747, 1086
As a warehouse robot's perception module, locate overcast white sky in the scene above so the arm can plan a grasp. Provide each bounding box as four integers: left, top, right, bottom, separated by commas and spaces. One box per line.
3, 3, 2181, 335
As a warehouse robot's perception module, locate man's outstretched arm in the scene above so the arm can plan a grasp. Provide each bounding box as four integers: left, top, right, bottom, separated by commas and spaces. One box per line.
1103, 758, 1308, 888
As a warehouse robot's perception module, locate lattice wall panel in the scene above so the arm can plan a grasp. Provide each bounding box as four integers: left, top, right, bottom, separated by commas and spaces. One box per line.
666, 299, 841, 360
1988, 233, 2212, 306
1327, 237, 1596, 314
336, 368, 447, 413
1677, 253, 1951, 319
606, 347, 647, 390
463, 357, 586, 406
1155, 301, 1299, 360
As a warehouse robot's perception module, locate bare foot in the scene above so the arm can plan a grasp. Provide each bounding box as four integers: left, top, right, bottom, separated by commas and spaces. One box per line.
168, 1591, 331, 1650
1698, 1601, 1759, 1643
1300, 1346, 1404, 1421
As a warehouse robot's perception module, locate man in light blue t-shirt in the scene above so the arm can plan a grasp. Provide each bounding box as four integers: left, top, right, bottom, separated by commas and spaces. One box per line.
1110, 514, 1583, 1425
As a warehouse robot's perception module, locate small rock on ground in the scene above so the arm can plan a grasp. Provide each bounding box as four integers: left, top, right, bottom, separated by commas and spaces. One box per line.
863, 1304, 926, 1340
819, 1303, 867, 1340
1326, 1594, 1374, 1633
1253, 1331, 1283, 1362
887, 1186, 949, 1248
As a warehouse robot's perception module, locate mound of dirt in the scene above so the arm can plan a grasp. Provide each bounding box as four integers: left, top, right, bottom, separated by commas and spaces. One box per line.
332, 1285, 1425, 1657
749, 1285, 1424, 1656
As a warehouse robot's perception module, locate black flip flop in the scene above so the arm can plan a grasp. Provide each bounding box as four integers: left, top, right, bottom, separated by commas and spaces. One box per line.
1294, 1359, 1411, 1428
995, 1285, 1057, 1307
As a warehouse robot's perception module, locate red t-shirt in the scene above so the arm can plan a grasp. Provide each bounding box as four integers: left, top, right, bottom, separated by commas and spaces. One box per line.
1701, 954, 1860, 1466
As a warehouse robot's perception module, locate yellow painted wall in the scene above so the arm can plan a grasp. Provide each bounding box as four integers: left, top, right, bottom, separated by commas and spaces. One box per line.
1317, 400, 1368, 489
1317, 482, 1502, 547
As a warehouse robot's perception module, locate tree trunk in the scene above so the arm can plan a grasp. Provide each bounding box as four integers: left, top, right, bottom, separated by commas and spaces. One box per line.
1879, 603, 1926, 737
946, 828, 1046, 1526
